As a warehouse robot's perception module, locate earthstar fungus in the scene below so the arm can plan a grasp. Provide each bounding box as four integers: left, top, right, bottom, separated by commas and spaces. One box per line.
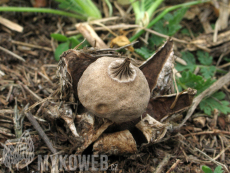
54, 38, 196, 155
77, 57, 150, 123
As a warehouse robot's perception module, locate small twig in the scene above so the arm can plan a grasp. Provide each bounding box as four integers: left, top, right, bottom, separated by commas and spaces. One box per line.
218, 62, 230, 69
154, 153, 171, 173
170, 70, 180, 109
175, 57, 187, 66
37, 71, 54, 86
66, 24, 139, 36
213, 145, 230, 161
11, 40, 53, 51
0, 109, 14, 114
218, 135, 225, 162
6, 85, 13, 102
25, 97, 54, 113
183, 129, 230, 137
0, 46, 25, 62
25, 111, 57, 154
90, 21, 118, 37
21, 83, 42, 101
143, 28, 188, 44
166, 159, 181, 173
194, 148, 229, 173
180, 71, 230, 127
90, 16, 120, 23
211, 109, 219, 129
0, 16, 23, 32
76, 23, 108, 49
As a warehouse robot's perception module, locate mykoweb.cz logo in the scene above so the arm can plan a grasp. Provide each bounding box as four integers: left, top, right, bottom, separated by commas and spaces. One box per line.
38, 154, 109, 171
1, 130, 110, 171
1, 130, 34, 170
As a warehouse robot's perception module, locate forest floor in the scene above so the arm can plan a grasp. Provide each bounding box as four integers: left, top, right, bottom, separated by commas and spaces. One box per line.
0, 0, 230, 173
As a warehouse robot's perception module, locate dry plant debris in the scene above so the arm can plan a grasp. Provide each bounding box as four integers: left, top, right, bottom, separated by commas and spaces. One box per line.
0, 1, 230, 172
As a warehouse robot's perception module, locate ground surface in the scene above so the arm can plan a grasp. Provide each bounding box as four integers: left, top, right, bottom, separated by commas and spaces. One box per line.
0, 1, 230, 173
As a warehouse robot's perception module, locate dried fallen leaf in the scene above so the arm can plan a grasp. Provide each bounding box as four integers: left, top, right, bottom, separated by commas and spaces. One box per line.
110, 35, 134, 52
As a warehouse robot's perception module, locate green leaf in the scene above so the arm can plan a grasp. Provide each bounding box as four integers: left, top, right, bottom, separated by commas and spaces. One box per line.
50, 33, 68, 42
200, 66, 216, 79
195, 78, 215, 95
54, 41, 70, 61
56, 0, 84, 14
176, 71, 215, 94
197, 50, 213, 65
178, 71, 202, 89
135, 47, 154, 60
224, 57, 230, 62
55, 0, 101, 19
69, 37, 81, 49
169, 8, 188, 26
212, 91, 225, 100
202, 165, 213, 173
180, 28, 191, 36
149, 35, 166, 47
149, 8, 188, 47
176, 51, 196, 72
214, 166, 223, 173
167, 7, 188, 36
200, 93, 230, 115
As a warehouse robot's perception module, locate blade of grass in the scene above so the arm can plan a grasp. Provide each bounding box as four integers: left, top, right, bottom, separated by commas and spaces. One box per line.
74, 0, 101, 19
130, 0, 210, 42
147, 0, 164, 19
104, 0, 113, 17
0, 7, 86, 20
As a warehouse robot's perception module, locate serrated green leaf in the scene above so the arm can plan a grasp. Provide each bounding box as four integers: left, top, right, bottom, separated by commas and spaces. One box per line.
153, 20, 168, 34
135, 47, 154, 60
54, 41, 70, 61
163, 13, 173, 21
181, 51, 196, 65
178, 71, 202, 89
197, 50, 213, 65
169, 8, 188, 26
150, 8, 188, 47
212, 91, 225, 100
214, 165, 223, 173
202, 165, 213, 173
195, 78, 215, 95
200, 66, 216, 79
180, 28, 191, 36
200, 95, 230, 115
167, 7, 187, 36
176, 51, 196, 71
149, 35, 166, 47
50, 33, 68, 42
176, 71, 215, 94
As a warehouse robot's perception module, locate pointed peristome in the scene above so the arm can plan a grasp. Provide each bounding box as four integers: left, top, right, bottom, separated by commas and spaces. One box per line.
139, 38, 174, 93
108, 58, 136, 83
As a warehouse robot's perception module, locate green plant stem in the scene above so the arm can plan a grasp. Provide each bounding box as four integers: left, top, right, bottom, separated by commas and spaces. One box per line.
130, 0, 210, 42
0, 7, 86, 20
130, 0, 163, 25
176, 79, 188, 90
147, 0, 164, 19
104, 0, 113, 17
